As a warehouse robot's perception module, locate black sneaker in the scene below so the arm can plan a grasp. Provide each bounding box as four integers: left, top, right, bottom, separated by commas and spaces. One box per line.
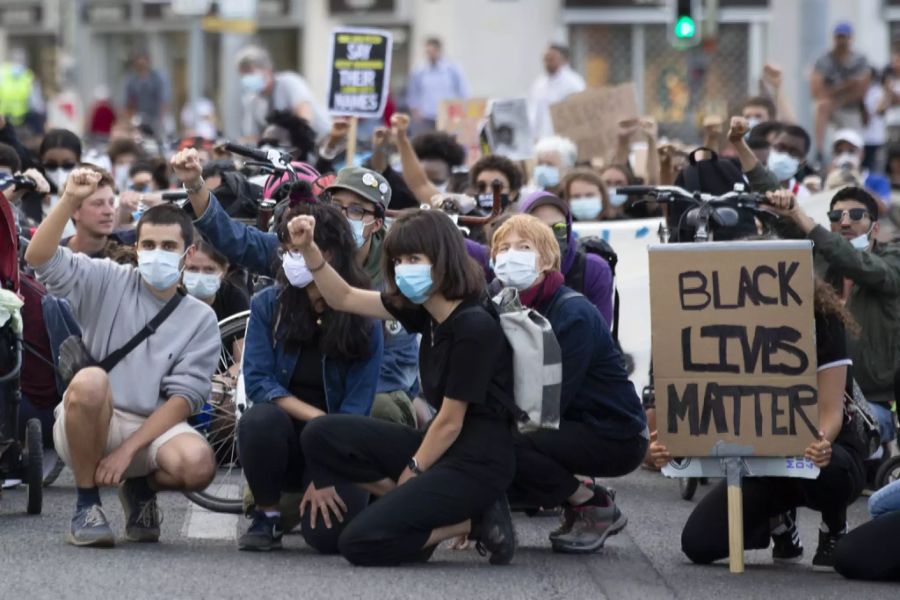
771, 510, 803, 562
551, 502, 627, 554
67, 504, 115, 548
119, 477, 162, 543
471, 497, 517, 565
812, 528, 843, 572
238, 510, 284, 551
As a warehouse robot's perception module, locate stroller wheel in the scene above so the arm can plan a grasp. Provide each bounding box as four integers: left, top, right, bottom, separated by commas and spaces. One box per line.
24, 419, 43, 515
680, 477, 699, 501
875, 455, 900, 490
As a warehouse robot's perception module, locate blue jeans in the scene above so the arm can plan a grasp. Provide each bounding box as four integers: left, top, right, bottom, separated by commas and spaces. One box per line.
870, 479, 900, 517
869, 402, 896, 442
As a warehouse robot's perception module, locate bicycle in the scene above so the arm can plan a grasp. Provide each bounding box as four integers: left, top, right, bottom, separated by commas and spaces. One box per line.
618, 183, 773, 500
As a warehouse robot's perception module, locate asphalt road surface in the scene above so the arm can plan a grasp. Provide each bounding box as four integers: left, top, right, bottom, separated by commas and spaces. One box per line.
1, 467, 896, 600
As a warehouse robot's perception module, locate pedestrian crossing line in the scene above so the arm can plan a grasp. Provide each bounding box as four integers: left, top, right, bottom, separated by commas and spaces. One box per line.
182, 484, 240, 540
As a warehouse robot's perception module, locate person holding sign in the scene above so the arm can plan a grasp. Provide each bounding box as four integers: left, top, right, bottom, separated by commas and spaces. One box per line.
649, 234, 866, 571
491, 215, 647, 554
768, 185, 900, 450
289, 209, 518, 567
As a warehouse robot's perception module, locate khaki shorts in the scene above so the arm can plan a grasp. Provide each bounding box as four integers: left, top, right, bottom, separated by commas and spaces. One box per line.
53, 402, 204, 479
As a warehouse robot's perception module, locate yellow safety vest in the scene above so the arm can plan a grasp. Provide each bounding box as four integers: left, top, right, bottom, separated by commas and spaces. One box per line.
0, 64, 34, 125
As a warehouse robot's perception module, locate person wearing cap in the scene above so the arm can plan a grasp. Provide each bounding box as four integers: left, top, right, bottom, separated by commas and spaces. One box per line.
171, 149, 421, 433
811, 22, 871, 162
830, 128, 892, 212
766, 185, 900, 454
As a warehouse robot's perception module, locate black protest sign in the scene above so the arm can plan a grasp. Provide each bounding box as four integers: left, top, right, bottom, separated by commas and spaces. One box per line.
649, 241, 819, 457
327, 28, 392, 118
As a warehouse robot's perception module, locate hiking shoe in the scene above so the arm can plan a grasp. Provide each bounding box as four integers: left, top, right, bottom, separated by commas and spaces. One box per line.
471, 497, 517, 565
119, 478, 162, 543
238, 510, 284, 551
812, 528, 843, 572
771, 510, 803, 563
551, 502, 627, 554
67, 504, 115, 548
549, 505, 576, 541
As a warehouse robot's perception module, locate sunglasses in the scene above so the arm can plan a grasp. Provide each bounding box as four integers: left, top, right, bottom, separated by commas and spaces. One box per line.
827, 208, 871, 223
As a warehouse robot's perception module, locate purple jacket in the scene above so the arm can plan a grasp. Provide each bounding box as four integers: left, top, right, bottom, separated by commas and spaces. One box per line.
465, 193, 614, 328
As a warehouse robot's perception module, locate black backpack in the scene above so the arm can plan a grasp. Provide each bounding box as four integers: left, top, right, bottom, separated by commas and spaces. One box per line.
565, 236, 619, 341
671, 147, 749, 241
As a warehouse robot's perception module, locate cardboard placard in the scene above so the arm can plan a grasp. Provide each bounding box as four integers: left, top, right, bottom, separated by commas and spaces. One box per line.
649, 241, 819, 457
485, 98, 533, 161
437, 98, 488, 167
550, 83, 638, 162
326, 28, 393, 118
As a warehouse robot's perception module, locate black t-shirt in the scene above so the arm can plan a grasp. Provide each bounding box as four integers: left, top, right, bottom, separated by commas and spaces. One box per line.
814, 312, 861, 455
289, 333, 327, 413
211, 280, 250, 322
382, 294, 513, 421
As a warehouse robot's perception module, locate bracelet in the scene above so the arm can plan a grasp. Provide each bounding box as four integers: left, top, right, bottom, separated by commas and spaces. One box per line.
183, 177, 205, 195
308, 256, 328, 272
408, 457, 424, 475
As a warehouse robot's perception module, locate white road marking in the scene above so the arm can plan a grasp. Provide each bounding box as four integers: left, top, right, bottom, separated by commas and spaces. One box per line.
182, 483, 240, 540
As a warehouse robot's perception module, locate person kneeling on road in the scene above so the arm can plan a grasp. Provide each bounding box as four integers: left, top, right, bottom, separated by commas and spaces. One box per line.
238, 201, 382, 552
490, 215, 648, 553
25, 169, 220, 548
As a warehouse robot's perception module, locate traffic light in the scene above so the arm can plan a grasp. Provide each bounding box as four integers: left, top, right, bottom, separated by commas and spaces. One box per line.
670, 0, 701, 48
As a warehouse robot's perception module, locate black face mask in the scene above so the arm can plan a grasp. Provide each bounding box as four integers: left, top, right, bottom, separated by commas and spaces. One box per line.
556, 233, 569, 257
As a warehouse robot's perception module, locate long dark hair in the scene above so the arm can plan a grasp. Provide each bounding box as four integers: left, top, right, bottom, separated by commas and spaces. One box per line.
273, 202, 372, 360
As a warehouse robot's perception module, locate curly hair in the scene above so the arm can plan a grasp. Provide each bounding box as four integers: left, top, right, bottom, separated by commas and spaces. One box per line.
273, 202, 373, 360
814, 278, 860, 337
264, 110, 317, 160
411, 132, 466, 168
470, 155, 523, 193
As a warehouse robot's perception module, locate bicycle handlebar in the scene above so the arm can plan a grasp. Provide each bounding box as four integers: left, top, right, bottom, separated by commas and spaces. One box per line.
0, 174, 37, 192
615, 185, 769, 207
384, 179, 504, 225
223, 142, 294, 173
161, 191, 189, 202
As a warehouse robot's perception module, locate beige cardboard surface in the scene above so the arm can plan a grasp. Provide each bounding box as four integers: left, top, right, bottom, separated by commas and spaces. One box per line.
549, 83, 638, 162
649, 241, 819, 457
437, 98, 488, 167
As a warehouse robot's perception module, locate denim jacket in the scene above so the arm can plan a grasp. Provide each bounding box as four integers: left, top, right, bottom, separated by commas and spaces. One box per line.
194, 192, 419, 396
243, 286, 383, 414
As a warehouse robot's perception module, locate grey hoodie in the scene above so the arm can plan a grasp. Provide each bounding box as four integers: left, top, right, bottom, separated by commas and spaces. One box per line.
35, 247, 220, 415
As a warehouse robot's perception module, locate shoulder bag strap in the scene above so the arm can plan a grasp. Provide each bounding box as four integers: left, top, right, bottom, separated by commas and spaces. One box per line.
99, 291, 185, 372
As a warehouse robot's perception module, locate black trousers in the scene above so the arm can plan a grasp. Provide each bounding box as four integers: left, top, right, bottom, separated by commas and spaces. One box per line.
237, 403, 369, 554
834, 511, 900, 581
507, 420, 648, 508
681, 443, 865, 564
300, 414, 513, 566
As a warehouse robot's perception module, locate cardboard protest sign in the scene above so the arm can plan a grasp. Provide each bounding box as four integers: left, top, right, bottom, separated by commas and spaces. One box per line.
649, 241, 819, 457
437, 98, 488, 166
327, 28, 392, 118
550, 83, 637, 162
485, 98, 533, 161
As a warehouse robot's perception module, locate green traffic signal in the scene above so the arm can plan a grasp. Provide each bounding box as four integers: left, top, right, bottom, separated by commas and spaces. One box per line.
675, 15, 696, 39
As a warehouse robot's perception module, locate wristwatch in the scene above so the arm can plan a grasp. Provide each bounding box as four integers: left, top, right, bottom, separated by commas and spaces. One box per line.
407, 457, 424, 475
183, 177, 205, 195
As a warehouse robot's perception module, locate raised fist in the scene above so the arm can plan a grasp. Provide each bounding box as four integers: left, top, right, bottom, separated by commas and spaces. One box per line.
727, 116, 750, 143
61, 168, 102, 204
170, 148, 203, 187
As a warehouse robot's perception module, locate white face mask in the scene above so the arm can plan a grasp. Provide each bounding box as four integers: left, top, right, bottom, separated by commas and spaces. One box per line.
494, 249, 540, 290
767, 150, 800, 182
834, 152, 861, 170
138, 249, 184, 290
183, 271, 222, 299
240, 72, 266, 94
850, 224, 874, 251
47, 167, 72, 191
282, 251, 315, 288
113, 163, 131, 192
746, 117, 762, 131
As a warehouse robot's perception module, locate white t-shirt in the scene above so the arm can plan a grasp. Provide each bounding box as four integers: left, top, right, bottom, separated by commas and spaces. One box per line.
529, 65, 586, 139
863, 85, 886, 145
242, 71, 331, 138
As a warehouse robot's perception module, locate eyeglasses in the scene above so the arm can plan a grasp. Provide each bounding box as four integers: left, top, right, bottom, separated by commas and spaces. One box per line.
827, 208, 870, 223
330, 201, 377, 222
550, 222, 568, 238
44, 162, 76, 170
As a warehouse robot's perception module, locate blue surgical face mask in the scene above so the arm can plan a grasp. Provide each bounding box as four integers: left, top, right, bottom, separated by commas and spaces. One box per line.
608, 190, 628, 207
183, 271, 222, 299
138, 249, 184, 290
767, 149, 800, 182
570, 196, 602, 221
534, 164, 560, 188
348, 219, 368, 249
395, 264, 433, 304
240, 72, 266, 94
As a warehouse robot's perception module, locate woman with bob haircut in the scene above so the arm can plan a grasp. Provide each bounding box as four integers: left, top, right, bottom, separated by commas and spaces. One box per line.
490, 214, 647, 554
287, 208, 518, 567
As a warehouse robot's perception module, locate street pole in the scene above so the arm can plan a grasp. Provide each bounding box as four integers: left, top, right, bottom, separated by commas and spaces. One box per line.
188, 18, 204, 130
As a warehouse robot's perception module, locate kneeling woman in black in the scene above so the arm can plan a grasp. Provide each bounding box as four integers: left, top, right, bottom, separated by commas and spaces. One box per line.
237, 202, 383, 553
290, 208, 518, 566
649, 280, 865, 571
